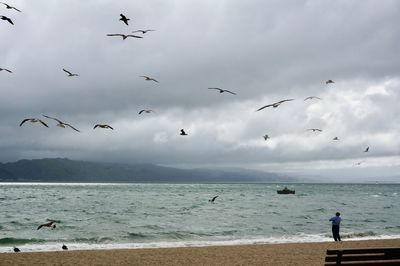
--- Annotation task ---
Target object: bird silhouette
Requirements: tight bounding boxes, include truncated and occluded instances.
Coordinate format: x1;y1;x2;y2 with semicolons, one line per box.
180;129;188;136
94;124;114;130
1;2;21;12
62;244;68;250
37;220;57;230
364;146;369;152
132;29;155;34
0;67;12;73
139;109;154;114
107;34;143;40
119;14;130;25
256;99;294;111
304;96;322;101
325;80;335;84
209;196;218;203
333;137;339;141
140;76;159;83
63;68;79;77
42;115;80;132
20;118;49;128
263;134;270;141
0;15;13;25
307;128;322;132
13;247;20;252
208;88;237;95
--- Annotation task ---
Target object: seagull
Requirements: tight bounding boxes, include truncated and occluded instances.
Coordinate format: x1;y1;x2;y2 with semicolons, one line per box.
263;134;270;141
304;96;322;101
37;220;57;230
364;146;369;153
140;75;159;83
307;128;323;132
139;109;154;114
325;80;335;84
132;29;155;34
20;118;49;128
107;34;143;40
42;115;80;132
0;67;12;73
94;124;114;130
333;137;339;141
180;129;188;136
62;244;68;250
256;99;294;111
0;15;13;25
119;14;130;25
13;247;20;252
1;2;21;12
209;196;218;203
63;68;79;77
208;88;237;95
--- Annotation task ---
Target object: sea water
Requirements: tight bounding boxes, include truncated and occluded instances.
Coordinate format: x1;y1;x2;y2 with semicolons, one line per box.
0;183;399;252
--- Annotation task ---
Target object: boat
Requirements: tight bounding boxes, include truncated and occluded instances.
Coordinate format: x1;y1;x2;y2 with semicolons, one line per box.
277;187;295;194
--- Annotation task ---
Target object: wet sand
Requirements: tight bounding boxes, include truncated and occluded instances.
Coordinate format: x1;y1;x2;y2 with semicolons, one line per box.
1;239;399;266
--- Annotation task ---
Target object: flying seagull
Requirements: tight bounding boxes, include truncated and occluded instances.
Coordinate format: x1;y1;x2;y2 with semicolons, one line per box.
180;129;188;136
0;15;13;25
63;68;79;77
208;88;237;95
42;115;80;132
0;67;12;73
20;118;49;128
139;109;154;114
263;134;270;141
140;75;159;83
304;96;322;101
107;33;143;40
307;128;322;132
1;2;21;12
209;196;218;203
119;14;130;25
37;220;57;230
13;247;20;253
364;146;369;153
256;99;294;111
132;29;155;34
333;137;339;141
94;124;114;130
62;244;68;250
325;80;335;84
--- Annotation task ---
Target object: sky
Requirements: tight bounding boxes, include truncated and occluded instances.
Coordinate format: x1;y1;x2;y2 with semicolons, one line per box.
1;0;399;180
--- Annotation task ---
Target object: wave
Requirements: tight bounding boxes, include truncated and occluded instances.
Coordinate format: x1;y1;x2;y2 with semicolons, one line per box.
0;237;46;245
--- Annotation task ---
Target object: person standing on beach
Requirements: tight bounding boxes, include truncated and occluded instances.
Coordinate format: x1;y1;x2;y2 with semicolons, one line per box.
329;212;342;242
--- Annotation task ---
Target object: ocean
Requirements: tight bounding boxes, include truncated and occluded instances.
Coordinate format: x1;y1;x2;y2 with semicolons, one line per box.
0;183;399;253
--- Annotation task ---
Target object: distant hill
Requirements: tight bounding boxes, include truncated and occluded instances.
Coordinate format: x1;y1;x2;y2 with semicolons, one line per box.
0;158;295;183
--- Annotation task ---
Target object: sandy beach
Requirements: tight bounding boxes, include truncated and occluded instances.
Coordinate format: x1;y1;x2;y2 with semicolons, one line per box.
1;239;399;266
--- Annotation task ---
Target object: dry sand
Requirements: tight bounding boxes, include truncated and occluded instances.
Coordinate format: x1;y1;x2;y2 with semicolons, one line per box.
1;239;399;266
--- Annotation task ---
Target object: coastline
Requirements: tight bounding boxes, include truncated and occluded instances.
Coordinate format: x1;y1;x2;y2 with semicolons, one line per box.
1;239;399;266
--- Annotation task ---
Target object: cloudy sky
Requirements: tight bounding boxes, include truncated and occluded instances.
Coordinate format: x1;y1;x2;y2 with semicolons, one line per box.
1;0;399;179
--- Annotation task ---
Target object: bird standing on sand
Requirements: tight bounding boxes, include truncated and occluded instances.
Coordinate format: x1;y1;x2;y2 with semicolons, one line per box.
209;196;218;203
119;14;130;25
20;118;49;128
0;67;12;73
326;80;335;84
132;29;155;34
62;244;68;250
37;220;57;230
94;124;114;130
307;128;322;132
140;76;159;83
13;247;20;252
180;129;188;136
107;34;143;40
208;88;237;95
364;146;369;153
0;15;13;25
42;115;80;132
256;99;294;111
304;96;322;101
1;2;21;12
63;68;79;77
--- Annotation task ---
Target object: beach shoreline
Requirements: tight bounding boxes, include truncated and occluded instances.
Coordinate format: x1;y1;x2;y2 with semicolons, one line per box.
1;239;399;266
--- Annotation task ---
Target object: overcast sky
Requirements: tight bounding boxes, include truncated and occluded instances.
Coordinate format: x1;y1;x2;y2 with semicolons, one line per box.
1;0;399;179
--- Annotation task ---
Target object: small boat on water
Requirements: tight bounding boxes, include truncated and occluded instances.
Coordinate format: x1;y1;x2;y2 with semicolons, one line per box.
277;187;295;194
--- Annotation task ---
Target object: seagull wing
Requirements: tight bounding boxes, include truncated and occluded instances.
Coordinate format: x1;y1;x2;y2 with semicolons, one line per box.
107;125;114;130
65;123;80;132
19;119;30;126
126;35;143;39
278;99;294;104
256;104;274;111
139;110;145;114
223;89;236;95
107;34;123;37
39;120;49;127
63;69;72;75
43;115;63;124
